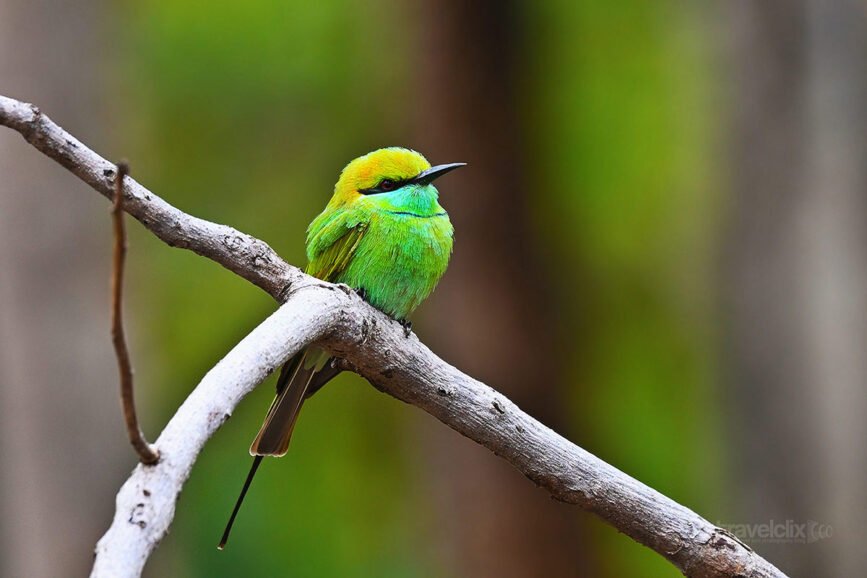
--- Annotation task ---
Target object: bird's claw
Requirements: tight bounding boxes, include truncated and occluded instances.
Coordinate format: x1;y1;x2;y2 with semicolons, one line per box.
398;318;412;338
355;287;368;302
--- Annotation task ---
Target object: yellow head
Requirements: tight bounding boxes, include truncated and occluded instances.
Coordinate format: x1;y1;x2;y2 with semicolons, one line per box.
335;148;429;200
329;148;465;210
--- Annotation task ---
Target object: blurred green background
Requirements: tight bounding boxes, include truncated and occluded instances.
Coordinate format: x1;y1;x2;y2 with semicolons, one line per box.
128;1;719;575
2;1;864;577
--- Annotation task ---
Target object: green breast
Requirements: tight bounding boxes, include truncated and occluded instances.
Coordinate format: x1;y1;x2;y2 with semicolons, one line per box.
337;211;453;320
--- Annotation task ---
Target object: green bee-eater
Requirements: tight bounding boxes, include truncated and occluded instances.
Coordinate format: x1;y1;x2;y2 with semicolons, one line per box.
219;147;464;548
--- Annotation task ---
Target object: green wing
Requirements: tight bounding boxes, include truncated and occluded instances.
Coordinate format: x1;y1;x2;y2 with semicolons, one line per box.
306;222;367;282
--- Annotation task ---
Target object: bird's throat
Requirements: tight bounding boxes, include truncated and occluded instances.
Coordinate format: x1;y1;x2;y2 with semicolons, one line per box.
366;183;444;218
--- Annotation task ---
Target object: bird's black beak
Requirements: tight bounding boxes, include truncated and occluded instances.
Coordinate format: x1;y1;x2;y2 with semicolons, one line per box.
411;162;466;186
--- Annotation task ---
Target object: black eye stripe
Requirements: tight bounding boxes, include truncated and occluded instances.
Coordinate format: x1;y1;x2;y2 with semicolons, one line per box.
359;177;411;195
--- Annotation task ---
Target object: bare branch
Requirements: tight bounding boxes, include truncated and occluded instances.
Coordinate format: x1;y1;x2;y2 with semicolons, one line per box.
0;95;301;300
110;161;159;465
91;290;334;576
0;94;789;578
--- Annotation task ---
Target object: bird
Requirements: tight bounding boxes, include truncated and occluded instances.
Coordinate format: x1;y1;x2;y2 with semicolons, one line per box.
218;147;464;549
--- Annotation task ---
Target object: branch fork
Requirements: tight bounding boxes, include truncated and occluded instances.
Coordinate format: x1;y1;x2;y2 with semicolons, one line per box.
0;94;789;578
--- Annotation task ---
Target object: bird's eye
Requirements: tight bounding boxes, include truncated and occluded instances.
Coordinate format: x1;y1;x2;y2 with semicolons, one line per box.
379;179;396;191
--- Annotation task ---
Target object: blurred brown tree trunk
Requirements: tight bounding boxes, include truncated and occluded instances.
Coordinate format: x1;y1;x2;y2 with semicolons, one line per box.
409;1;594;576
0;1;129;576
726;1;867;576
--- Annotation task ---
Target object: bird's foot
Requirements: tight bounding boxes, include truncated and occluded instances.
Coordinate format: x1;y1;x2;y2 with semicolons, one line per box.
398;318;412;338
355;287;368;302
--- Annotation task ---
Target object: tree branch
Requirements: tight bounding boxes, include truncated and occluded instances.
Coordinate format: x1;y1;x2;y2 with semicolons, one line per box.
0;94;789;578
0;95;300;300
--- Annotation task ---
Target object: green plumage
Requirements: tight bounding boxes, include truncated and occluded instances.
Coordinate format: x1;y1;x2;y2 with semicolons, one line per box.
306;182;454;320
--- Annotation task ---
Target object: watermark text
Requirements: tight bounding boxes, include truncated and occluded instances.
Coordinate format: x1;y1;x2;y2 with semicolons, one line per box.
716;519;832;544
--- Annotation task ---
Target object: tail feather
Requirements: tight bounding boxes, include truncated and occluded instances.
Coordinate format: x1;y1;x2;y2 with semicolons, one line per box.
249;349;319;457
217;455;262;550
218;348;341;549
305;358;341;399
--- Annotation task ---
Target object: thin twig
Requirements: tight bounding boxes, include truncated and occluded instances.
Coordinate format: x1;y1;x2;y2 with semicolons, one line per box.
111;161;159;465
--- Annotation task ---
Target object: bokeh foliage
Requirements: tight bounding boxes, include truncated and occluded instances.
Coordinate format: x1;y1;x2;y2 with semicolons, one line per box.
122;1;723;576
528;2;725;574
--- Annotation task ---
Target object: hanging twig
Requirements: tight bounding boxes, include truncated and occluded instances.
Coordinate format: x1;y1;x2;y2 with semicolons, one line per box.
111;161;159;465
